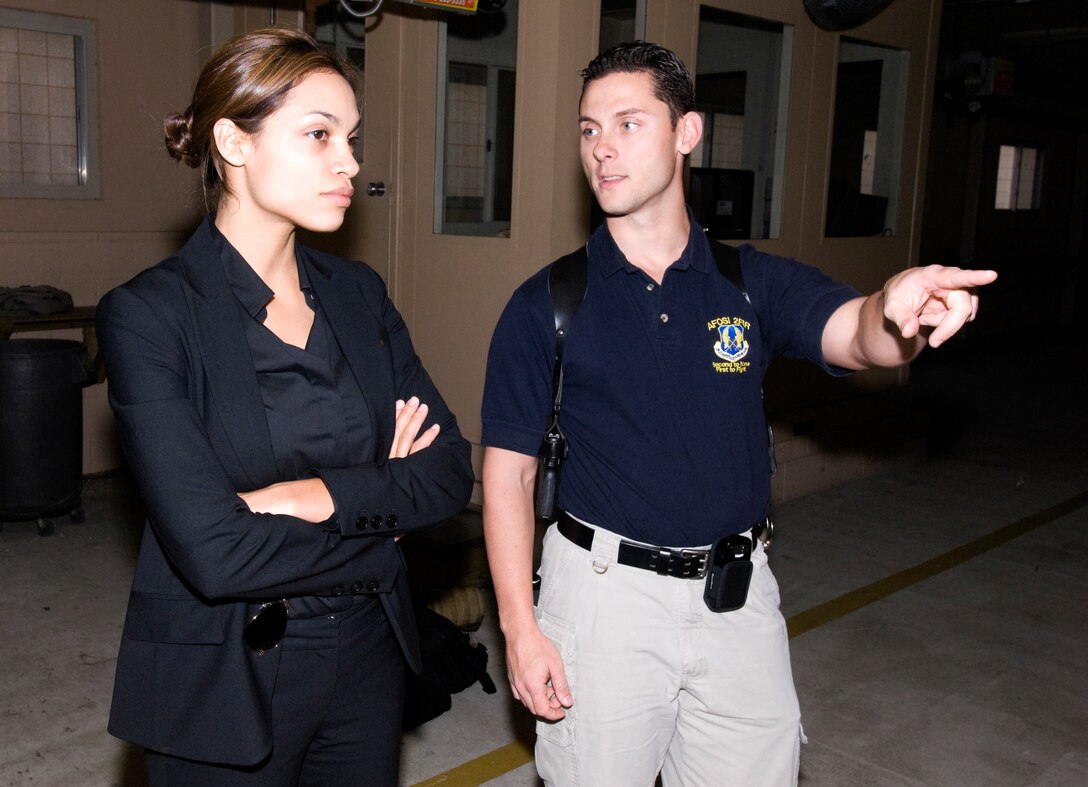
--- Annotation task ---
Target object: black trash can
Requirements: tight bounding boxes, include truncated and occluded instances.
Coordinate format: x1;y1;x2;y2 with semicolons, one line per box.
0;339;93;535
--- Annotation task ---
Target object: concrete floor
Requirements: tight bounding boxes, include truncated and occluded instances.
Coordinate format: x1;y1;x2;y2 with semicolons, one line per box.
1;332;1086;787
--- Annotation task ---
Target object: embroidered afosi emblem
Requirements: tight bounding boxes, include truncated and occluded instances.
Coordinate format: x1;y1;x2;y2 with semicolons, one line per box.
707;315;752;373
714;323;749;362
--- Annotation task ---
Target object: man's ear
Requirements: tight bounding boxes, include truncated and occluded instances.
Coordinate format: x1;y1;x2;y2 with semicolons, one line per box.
212;118;248;168
676;110;703;156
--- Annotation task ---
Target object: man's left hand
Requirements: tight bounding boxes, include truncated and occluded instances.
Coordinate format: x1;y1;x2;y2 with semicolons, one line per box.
883;265;997;348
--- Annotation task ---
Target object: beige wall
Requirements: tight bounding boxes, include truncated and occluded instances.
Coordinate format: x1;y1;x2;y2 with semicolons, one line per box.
389;0;598;497
1;0;221;473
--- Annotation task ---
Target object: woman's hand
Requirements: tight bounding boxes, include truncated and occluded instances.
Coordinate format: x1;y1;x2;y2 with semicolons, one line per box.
389;396;440;459
238;397;439;526
238;400;437;529
239;477;335;523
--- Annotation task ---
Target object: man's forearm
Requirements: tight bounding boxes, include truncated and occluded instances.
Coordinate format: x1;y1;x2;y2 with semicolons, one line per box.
823;293;927;371
482;448;540;638
855;290;928;368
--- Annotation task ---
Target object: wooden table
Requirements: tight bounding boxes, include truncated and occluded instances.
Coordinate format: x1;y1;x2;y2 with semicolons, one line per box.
0;306;103;383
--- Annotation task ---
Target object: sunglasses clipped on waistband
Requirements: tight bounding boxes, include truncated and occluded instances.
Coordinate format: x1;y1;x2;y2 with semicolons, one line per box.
244;599;288;654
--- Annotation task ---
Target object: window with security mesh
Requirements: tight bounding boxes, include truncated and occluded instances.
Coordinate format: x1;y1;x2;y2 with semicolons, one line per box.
0;8;97;198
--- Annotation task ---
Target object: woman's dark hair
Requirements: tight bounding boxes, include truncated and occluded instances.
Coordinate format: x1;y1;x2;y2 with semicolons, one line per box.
164;27;356;209
580;41;696;128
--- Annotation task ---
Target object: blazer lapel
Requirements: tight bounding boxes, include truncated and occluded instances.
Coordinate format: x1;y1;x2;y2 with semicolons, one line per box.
177;220;279;488
302;250;394;455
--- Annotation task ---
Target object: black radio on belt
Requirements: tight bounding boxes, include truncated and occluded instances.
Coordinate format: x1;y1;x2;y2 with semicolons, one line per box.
703;535;753;612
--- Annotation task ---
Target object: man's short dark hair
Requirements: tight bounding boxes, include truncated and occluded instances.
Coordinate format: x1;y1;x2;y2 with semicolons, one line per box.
580;41;696;128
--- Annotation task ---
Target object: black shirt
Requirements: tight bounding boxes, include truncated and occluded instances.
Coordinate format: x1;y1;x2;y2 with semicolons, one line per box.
216;224;375;616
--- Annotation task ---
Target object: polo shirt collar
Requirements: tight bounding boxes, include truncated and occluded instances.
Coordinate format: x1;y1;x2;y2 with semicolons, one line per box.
590;206;712;278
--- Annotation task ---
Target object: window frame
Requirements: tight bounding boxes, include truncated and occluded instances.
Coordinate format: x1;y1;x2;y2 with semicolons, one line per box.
690;5;794;241
994;143;1043;212
0;7;99;200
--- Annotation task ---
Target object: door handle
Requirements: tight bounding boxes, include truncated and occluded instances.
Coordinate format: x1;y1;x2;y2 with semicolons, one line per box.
365;182;387;197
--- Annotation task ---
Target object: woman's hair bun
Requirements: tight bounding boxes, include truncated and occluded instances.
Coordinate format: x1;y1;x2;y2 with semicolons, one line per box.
164;107;201;168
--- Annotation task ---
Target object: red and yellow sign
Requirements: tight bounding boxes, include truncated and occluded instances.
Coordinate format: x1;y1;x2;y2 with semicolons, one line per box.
410;0;479;12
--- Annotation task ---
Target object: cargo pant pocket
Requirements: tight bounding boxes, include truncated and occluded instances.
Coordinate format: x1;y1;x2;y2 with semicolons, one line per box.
534;608;576;749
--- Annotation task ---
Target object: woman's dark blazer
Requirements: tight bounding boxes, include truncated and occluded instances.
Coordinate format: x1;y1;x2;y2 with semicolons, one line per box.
97;218;474;766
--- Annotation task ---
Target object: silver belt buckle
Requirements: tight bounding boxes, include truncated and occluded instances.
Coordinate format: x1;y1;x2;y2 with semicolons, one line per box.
656;548;707;579
681;548;709;579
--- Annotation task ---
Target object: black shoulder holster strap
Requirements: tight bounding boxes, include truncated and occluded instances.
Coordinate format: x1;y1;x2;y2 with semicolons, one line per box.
530;247;587;520
546;246;589;415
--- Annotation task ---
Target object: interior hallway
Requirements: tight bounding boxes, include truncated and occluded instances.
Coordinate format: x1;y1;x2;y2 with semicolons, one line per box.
1;329;1086;786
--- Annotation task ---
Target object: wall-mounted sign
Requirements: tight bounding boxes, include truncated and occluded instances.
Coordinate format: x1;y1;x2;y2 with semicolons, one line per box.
409;0;479;13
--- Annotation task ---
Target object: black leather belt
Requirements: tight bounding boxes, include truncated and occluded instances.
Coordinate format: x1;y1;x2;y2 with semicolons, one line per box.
556;511;770;580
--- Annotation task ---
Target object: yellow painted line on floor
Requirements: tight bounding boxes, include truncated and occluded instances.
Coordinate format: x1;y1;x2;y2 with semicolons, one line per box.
786;489;1088;638
412;489;1088;786
411;740;534;786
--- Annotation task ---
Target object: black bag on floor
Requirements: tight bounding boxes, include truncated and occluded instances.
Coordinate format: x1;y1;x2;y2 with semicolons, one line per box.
403;605;497;730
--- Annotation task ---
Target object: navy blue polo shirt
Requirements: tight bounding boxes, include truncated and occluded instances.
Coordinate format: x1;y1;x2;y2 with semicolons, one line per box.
481;217;859;547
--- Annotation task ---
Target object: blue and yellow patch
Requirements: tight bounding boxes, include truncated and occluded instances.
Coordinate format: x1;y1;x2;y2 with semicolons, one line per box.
707;315;751;373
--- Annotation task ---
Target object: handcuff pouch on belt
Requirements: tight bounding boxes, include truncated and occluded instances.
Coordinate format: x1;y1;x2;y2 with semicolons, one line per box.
703;534;753;612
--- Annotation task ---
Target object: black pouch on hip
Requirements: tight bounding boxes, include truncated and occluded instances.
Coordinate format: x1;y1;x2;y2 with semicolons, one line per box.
703;535;753;612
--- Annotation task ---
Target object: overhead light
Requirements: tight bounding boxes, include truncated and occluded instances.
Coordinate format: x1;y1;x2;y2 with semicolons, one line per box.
803;0;896;31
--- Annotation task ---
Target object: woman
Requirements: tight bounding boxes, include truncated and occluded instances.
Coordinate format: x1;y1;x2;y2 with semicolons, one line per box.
97;28;473;785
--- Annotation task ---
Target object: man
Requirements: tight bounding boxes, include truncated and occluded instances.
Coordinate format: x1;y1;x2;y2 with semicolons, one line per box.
481;42;995;786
